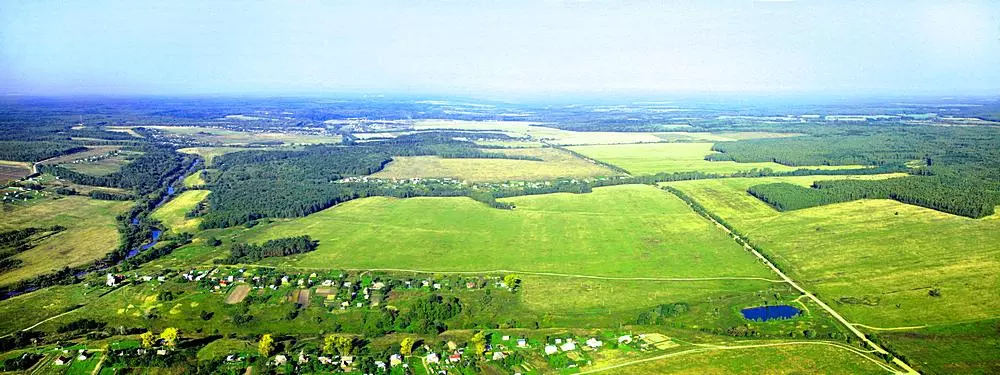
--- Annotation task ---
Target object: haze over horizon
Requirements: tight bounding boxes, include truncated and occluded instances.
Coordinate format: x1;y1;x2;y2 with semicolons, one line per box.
2;0;999;97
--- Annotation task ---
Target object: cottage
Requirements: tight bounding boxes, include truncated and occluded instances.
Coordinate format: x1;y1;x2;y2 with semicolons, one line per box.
448;353;461;363
492;351;507;361
372;281;385;290
560;342;576;352
274;354;288;365
517;339;527;348
156;349;168;356
341;356;354;366
318;356;334;365
54;356;69;366
426;353;440;363
544;345;558;355
375;361;387;370
502;335;510;341
390;354;403;366
585;338;603;349
77;352;88;361
618;335;633;344
298;351;309;363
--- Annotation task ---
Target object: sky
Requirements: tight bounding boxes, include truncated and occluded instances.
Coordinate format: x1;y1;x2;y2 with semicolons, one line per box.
1;0;999;96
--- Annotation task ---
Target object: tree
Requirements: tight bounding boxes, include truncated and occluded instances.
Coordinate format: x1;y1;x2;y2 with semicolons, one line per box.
503;274;520;291
323;335;355;356
159;327;178;348
469;331;487;357
139;331;155;349
400;337;415;356
258;334;275;357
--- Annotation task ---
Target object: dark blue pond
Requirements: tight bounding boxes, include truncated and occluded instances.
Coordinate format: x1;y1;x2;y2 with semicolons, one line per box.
741;305;801;321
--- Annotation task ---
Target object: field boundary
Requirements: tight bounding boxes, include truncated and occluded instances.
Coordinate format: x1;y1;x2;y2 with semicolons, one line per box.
230;265;786;283
661;186;918;374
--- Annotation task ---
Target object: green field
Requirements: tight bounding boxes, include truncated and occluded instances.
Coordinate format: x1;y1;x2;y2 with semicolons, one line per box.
664;175;1000;373
372;147;620;182
569;143;867;175
151;190;210;233
183;171;205;187
0;196;131;286
614;343;893;374
238;184;770;279
177;147;254;165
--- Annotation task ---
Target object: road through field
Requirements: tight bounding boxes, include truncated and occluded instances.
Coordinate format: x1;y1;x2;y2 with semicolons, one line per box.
663;188;917;374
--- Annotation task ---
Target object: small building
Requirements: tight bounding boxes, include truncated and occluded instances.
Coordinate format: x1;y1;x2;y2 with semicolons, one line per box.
447;341;458;350
618;335;633;344
517;339;527;348
492;351;507;361
426;353;440;364
274;354;288;365
341;356;354;366
53;356;69;366
318;356;334;365
501;335;510;341
544;345;558;355
390;354;403;367
448;353;461;363
560;342;576;352
585;338;603;349
156;349;168;356
375;361;387;370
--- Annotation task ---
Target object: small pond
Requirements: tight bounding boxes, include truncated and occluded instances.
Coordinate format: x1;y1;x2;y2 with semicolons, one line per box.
741;305;801;321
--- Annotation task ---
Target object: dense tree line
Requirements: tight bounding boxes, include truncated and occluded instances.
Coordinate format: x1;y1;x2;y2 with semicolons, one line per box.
218;236;318;264
88;190;135;201
749;176;998;218
0;141;86;162
40;146;190;194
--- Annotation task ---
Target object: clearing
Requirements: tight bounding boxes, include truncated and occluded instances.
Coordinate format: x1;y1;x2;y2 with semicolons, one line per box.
150;190;210;233
139;126;341;146
177;147;255;165
371;148;620;182
238;184;771;279
0;160;31;183
0;196;131;286
568;143;867;175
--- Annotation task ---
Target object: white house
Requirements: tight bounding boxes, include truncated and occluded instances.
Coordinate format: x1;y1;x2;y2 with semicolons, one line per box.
517;339;527;348
426;353;440;363
618;335;633;344
560;342;576;352
390;354;403;366
585;338;603;349
274;354;288;365
544;345;558;355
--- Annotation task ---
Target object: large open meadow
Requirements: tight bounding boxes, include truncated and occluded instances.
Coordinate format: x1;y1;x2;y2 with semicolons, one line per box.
568;143;866;175
150;190;210;233
664;175;1000;373
0;196;131;286
124;126;342;146
0;160;31;183
238;184;771;279
177;146;256;165
371;147;620;182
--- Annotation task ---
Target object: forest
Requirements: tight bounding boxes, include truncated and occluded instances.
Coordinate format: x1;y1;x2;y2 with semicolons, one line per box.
748;176;999;218
219;235;318;264
39;146;191;194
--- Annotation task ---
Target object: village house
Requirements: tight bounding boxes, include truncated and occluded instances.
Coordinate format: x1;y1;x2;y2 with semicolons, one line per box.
517;339;527;348
585;338;603;349
560;341;576;352
53;356;69;366
389;354;403;366
274;354;288;365
544;345;558;355
426;353;440;364
448;353;461;363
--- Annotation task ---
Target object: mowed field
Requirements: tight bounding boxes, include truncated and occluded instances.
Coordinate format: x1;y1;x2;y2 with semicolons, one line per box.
183;171;205;187
239;184;771;279
177;147;254;165
569;143;866;175
0;160;31;183
0;196;131;286
371;148;620;182
151;190;210;233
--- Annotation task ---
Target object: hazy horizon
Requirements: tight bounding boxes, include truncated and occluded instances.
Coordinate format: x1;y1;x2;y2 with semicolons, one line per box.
2;0;999;97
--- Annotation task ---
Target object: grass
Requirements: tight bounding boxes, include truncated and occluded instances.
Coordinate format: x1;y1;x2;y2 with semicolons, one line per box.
0;284;98;335
371;148;620;182
876;318;1000;374
141;126;341;146
664;175;1000;373
39;146;122;164
238;184;770;279
196;338;253;361
151;190;210;233
611;343;891;374
568;143;867;175
0;196;131;286
183;171;205;187
177;147;255;165
0;160;31;183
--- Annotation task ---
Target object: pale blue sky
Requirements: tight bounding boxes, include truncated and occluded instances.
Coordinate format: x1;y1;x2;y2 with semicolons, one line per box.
1;0;998;96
